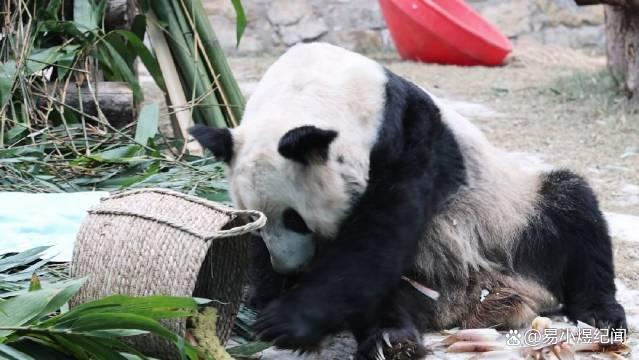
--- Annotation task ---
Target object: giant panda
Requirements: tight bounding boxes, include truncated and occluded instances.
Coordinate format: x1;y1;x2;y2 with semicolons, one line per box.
190;43;626;359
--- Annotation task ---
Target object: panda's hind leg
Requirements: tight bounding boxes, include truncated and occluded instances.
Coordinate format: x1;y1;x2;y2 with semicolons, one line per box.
514;170;626;330
462;273;558;330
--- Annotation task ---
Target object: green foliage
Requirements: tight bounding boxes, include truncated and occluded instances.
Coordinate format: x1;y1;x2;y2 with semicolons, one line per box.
0;248;212;360
0;246;67;296
0;1;229;200
0;1;252;357
230;0;247;47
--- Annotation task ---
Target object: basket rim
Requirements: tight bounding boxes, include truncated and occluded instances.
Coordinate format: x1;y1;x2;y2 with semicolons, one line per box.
100;188;266;239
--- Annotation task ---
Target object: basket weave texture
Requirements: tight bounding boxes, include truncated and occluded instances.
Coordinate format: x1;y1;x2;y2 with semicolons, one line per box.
71;188;265;357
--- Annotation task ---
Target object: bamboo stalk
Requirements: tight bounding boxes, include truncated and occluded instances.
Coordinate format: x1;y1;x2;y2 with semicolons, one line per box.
178;0;235;127
181;0;246;124
151;0;226;128
168;0;226;128
146;10;193;141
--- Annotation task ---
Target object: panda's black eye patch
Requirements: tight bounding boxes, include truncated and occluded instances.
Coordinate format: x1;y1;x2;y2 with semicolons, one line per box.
282;208;311;234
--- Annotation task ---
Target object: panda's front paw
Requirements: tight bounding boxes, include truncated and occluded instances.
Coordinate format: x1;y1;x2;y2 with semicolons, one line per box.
253;295;328;351
567;301;627;331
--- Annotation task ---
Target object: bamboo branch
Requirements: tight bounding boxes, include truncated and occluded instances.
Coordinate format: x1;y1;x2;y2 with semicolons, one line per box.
151;0;226;128
181;0;246;124
146;10;200;154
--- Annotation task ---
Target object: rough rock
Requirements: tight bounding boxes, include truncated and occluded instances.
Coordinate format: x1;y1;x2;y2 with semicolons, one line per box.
266;0;313;26
279;17;329;45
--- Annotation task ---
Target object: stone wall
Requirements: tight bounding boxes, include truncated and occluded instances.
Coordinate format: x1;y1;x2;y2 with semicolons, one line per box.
205;0;606;55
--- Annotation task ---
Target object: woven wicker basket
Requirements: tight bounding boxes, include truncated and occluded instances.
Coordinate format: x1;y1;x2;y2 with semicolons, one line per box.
71;188;265;358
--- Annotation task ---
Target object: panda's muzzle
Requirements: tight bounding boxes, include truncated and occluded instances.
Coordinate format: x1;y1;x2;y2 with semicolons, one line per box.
263;230;316;274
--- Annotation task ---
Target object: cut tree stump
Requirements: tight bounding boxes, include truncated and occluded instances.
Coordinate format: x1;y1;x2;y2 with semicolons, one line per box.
605;6;639;105
60;0;140;127
577;0;639;106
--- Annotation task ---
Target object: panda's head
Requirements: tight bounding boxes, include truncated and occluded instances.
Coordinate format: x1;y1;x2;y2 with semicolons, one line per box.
190;43;388;273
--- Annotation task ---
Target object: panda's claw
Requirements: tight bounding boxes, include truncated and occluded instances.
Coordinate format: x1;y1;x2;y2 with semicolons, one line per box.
356;328;428;360
376;341;386;360
383;332;392;347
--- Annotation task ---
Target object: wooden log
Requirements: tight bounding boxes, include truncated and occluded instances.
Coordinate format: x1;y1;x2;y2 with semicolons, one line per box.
38;82;136;128
104;0;137;31
64;0;136;30
575;0;639;106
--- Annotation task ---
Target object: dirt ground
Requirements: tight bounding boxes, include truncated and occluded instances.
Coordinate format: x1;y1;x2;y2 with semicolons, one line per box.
145;41;639;359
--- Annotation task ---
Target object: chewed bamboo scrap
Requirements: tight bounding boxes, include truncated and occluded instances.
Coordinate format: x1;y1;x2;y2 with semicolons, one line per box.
439;316;630;359
401;276;440;300
441;328;502;345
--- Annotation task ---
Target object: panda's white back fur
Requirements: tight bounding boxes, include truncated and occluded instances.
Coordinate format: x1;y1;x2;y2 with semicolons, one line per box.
231;42;540;278
418;93;541;278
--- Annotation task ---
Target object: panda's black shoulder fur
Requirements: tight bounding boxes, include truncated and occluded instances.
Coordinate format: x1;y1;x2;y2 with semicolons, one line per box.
371;70;466;211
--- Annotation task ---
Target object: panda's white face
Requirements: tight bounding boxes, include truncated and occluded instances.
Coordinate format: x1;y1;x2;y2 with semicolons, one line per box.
228;149;354;273
223;43;388;273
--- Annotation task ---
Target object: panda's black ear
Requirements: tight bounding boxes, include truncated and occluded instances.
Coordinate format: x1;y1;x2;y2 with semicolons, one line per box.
188;125;234;163
278;126;338;165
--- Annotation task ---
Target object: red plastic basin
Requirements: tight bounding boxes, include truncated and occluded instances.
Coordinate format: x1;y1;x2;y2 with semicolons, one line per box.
379;0;512;66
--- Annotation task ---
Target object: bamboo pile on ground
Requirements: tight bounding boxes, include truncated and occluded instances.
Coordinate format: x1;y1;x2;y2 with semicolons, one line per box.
0;0;234;200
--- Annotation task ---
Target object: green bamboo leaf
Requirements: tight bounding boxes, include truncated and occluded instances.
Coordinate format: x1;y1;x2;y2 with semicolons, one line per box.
85;329;149;338
0;344;35;360
74;0;103;32
63;313;177;341
98;41;143;103
7;339;72;360
112;30;166;91
16;257;52;278
45;0;64;16
227;341;272;357
230;0;247;46
56;334;130;360
0;247;51;273
134;103;159;145
75;145;144;165
34;278;87;320
130;15;147;41
39;20;87;41
94;0;108;28
25;46;59;75
48;333;91;359
105;32;135;68
88;337;152;360
0;60;17;110
0;289;61;337
51;295;199;328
